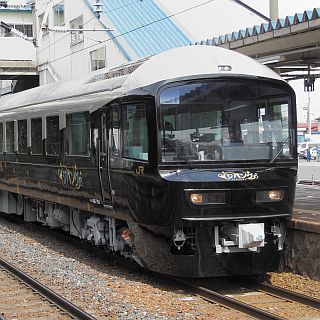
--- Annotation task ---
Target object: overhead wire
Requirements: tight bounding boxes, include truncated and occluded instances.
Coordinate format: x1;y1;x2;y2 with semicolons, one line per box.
1;0;216;82
1;0;142;80
42;0;216;66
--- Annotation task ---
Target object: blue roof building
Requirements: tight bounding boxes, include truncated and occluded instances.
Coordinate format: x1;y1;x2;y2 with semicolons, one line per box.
99;0;191;59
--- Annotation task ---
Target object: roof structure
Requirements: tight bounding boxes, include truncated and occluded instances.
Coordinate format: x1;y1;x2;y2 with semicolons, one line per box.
196;7;320;47
195;7;320;82
99;0;191;59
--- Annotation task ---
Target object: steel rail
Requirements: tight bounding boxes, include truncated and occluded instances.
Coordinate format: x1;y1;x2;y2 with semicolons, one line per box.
0;257;96;320
170;277;286;320
251;281;320;310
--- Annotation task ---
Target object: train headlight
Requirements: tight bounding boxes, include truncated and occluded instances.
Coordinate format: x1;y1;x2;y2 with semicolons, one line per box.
256;190;284;203
190;193;204;204
188;191;226;205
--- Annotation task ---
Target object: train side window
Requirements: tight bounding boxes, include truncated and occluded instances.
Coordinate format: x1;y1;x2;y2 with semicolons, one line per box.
0;123;3;154
6;121;14;154
111;106;120;155
31;118;43;155
65;111;90;156
18;119;28;154
122;103;148;161
46;116;60;155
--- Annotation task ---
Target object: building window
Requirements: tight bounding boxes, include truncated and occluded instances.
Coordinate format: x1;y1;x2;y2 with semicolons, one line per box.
0;23;32;37
53;2;65;26
90;47;106;71
31;118;43;155
70;15;83;46
18;119;28;154
46;116;60;155
122;103;148;161
6;121;14;154
15;25;33;37
65;112;90;156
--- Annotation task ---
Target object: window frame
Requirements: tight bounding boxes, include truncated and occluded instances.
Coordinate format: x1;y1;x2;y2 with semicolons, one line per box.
17;119;28;154
31;117;43;155
46;115;60;156
157;79;295;164
14;24;33;37
90;47;106;71
64;111;90;157
53;2;65;26
111;105;120;156
5;120;15;154
122;102;149;161
70;15;84;46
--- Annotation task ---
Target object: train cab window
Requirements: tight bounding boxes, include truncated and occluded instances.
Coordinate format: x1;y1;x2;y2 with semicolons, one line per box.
160;81;293;162
31;118;43;155
46;116;60;155
65;112;90;156
0;123;3;154
6;121;14;154
18;119;27;154
122;103;148;161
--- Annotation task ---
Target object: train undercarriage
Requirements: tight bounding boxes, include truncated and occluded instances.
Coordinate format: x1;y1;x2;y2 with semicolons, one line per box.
0;189;287;277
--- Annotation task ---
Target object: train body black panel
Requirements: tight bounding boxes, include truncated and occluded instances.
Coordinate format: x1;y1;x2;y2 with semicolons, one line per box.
0;46;297;277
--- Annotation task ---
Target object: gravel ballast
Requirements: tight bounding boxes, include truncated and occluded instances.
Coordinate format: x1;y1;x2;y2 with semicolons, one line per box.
0;216;319;319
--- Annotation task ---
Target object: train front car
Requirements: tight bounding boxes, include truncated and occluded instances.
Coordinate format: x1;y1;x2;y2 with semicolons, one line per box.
127;46;297;277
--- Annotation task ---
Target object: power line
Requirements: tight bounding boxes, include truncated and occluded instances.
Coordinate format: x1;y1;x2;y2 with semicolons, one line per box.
232;0;270;22
47;0;216;66
2;0;216;81
1;0;142;81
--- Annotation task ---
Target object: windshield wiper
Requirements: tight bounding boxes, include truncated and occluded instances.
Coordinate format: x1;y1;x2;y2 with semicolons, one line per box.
269;136;290;164
176;142;195;167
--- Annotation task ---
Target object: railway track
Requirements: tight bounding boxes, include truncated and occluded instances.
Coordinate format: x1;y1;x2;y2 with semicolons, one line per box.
171;277;320;320
1;213;319;320
0;257;96;320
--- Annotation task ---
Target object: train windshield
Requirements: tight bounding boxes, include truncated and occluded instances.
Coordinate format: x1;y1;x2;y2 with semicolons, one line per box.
159;79;294;163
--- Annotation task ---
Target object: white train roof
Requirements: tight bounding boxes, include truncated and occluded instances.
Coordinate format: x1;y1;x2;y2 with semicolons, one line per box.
0;45;284;119
126;45;283;88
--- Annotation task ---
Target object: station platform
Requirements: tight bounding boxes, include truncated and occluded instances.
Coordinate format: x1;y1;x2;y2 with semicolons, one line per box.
282;184;320;280
290;184;320;233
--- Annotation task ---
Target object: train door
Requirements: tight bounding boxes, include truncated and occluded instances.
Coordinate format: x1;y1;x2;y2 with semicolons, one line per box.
99;107;113;206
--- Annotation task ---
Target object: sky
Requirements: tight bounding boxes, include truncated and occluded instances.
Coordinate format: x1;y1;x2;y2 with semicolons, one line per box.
158;0;320;122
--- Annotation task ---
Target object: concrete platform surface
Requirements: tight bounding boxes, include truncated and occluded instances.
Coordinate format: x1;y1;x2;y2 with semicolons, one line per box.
290;184;320;234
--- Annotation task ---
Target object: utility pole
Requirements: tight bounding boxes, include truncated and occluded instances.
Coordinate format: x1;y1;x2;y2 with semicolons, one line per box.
308;92;312;137
269;0;278;20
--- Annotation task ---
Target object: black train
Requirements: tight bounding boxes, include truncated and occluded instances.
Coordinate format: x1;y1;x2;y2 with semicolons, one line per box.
0;46;297;277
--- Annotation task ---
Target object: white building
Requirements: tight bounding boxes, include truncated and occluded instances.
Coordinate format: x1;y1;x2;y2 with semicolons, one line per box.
33;0;191;85
0;1;35;95
0;0;280;89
